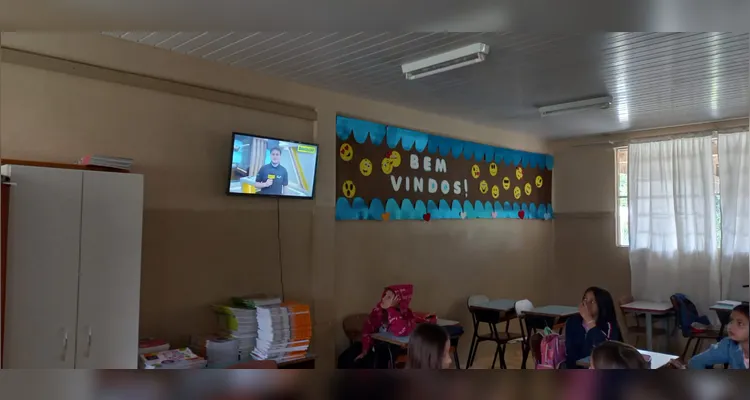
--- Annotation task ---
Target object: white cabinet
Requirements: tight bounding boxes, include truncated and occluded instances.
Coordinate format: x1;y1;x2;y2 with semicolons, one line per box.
1;165;143;369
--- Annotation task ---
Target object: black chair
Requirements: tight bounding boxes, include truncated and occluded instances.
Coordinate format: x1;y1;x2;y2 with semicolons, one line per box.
669;295;720;361
466;299;523;369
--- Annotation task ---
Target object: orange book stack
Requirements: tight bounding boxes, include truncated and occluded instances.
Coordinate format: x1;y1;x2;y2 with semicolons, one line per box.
251;302;311;362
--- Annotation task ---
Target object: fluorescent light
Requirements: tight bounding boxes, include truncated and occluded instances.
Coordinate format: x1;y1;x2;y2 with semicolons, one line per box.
538;96;612;117
401;43;489;80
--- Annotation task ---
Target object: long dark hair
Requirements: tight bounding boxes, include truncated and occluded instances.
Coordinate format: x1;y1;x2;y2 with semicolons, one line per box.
591;341;648;369
584;287;620;335
406;324;449;369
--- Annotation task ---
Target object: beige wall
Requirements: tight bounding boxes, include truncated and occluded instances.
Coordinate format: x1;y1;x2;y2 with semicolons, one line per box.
0;33;553;367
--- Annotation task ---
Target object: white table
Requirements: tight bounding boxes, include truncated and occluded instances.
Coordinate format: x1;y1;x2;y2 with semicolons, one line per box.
577;349;677;369
470;299;517;313
620;301;673;351
437;318;460;326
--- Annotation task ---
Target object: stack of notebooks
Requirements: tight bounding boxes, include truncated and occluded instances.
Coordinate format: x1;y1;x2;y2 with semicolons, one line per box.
78;155;134;171
252;302;312;363
213;305;259;359
231;295;283;309
139;348;207;369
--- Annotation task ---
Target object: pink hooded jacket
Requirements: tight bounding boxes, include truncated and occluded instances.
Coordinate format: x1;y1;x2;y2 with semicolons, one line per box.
360;284;419;354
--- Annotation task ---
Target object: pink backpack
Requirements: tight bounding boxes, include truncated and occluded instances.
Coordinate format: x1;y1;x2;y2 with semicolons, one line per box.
537;332;566;369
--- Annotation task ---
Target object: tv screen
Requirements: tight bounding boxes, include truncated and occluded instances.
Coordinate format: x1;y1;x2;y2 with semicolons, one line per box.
227;133;319;198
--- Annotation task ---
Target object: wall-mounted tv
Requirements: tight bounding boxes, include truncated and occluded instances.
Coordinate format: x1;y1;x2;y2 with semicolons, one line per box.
227;133;319;199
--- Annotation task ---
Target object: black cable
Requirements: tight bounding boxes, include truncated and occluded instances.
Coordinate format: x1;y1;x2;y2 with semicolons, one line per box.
277;197;285;300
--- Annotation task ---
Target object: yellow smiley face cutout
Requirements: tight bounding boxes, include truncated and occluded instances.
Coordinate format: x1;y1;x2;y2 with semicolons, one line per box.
513;186;521;199
471;164;480;179
388;151;401;167
489;162;498;177
491;185;500;199
502;177;511;190
339;143;354;161
515;166;523;180
479;180;488;194
342;180;356;198
359;158;373;176
535;175;543;188
381;158;394;174
524;182;532;196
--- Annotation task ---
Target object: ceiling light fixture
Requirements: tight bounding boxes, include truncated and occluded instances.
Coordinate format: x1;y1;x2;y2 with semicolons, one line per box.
401;43;490;80
538;96;613;117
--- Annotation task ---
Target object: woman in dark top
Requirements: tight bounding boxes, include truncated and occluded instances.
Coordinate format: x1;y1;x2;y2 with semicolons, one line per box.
564;286;622;369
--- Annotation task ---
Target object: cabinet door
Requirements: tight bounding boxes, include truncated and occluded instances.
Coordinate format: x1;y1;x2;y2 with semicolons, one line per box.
76;171;143;369
3;166;82;368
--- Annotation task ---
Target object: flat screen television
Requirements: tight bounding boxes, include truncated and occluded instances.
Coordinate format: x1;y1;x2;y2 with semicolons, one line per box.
227;133;319;199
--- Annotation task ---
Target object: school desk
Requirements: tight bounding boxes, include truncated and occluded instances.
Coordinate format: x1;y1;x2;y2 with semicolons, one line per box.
576;349;677;369
370;323;464;369
620;301;673;351
520;305;578;368
467;299;522;369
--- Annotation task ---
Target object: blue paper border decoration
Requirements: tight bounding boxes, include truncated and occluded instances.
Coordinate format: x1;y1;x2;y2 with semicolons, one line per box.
336;116;554;170
336;198;555;221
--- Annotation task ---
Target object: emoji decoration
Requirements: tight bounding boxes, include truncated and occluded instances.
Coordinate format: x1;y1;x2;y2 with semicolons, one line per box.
359;158;373;176
335;116;553;221
479;180;489;194
502;176;511;190
340;143;354;161
471;164;480;179
342;180;356;199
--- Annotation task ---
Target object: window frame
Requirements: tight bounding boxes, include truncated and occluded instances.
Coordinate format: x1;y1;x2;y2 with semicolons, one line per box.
615;138;721;248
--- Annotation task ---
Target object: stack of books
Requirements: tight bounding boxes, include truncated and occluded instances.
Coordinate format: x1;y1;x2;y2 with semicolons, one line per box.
252;302;312;363
231;295;283;309
139;348;207;369
214;305;260;359
78;155;133;171
138;338;169;355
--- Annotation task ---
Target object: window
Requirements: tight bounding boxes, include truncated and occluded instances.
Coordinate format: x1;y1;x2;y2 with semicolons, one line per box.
616;140;721;247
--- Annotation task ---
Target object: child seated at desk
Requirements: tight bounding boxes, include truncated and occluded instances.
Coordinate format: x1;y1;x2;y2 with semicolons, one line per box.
564;287;622;369
406;323;452;369
688;304;749;369
590;341;648;369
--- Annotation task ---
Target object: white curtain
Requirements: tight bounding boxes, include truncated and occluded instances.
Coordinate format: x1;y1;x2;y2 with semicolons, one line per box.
718;131;750;302
628;136;720;316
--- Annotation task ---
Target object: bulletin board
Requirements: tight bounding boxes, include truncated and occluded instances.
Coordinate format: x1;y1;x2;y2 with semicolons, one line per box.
335;116;554;221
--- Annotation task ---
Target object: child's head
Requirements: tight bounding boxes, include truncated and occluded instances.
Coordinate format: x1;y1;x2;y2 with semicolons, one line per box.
406;323;451;369
582;286;617;323
727;304;749;343
590;341;648;369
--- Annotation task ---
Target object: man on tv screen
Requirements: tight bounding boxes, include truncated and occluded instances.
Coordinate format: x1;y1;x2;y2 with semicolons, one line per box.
253;146;289;195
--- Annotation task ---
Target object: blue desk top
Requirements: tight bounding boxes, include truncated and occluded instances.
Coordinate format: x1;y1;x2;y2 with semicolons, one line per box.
527;305;578;317
472;299;517;311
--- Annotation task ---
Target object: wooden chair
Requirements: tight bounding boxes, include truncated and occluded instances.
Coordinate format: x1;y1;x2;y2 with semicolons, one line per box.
342;313;369;345
669;295;720;360
618;295;668;348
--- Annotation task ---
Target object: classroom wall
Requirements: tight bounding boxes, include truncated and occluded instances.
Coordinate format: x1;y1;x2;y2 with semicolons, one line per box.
0;33;551;367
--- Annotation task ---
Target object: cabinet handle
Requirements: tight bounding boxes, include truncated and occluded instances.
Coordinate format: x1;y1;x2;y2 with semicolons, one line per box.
86;326;93;358
61;330;68;362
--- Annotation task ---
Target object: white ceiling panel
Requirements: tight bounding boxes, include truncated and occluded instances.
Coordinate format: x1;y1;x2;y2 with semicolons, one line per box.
106;32;749;138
